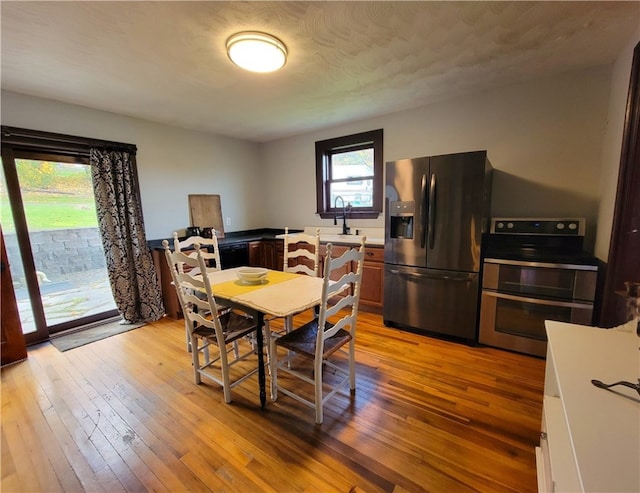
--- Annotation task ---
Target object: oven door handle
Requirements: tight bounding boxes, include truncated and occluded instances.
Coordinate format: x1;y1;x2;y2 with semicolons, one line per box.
483;257;598;271
482;290;593;309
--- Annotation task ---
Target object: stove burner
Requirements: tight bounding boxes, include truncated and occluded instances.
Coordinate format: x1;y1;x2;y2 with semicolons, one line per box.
485;217;599;267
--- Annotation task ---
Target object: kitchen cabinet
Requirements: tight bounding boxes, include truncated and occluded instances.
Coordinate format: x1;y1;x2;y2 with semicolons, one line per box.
319;243;383;313
151;248;182;319
249;240;278;270
360;247;384;312
537;321;639;493
275;240;284;272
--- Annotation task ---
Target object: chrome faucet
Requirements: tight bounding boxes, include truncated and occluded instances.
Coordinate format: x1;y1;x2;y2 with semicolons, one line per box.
333;195;351;235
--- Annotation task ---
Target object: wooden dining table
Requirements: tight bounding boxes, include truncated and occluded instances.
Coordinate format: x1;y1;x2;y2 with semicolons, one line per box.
205;266;325;408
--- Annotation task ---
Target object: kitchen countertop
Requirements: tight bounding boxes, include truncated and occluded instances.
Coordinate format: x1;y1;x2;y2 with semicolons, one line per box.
277;227;385;246
148;227;385;249
148;228;295;249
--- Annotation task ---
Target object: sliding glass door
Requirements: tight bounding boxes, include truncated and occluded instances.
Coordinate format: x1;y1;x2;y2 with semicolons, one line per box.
1;150;118;343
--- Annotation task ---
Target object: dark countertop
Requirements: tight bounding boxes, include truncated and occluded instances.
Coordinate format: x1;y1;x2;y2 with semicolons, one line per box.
148;228;303;250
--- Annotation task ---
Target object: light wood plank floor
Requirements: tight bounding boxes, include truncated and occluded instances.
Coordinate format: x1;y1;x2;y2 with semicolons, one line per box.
1;312;545;493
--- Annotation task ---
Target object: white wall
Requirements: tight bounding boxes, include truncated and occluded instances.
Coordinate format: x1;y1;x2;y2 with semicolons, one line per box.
262;65;612;251
594;30;640;261
0;90;264;240
2;61;621;254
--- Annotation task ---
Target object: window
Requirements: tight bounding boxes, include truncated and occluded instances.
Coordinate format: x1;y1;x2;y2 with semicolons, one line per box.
315;129;383;219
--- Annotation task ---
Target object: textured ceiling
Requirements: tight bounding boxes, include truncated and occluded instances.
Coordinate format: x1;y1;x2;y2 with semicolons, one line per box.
2;1;639;143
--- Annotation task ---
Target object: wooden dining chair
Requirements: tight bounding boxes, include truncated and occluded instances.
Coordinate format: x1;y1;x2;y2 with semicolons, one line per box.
264;227;321;365
173;230;222;274
269;237;366;424
172;231;228;351
163;241;259;403
283;227;320;277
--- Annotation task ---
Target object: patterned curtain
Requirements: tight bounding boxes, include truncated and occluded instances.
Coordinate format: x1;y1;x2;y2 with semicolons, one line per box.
90;148;164;323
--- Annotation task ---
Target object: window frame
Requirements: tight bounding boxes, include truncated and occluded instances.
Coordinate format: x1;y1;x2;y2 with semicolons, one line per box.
315;128;383;219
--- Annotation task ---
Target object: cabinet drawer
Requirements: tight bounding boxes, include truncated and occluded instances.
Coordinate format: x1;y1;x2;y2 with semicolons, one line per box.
363;246;384;262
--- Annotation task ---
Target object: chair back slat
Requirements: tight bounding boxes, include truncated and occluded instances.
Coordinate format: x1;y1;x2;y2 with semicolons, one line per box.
163;239;224;335
173;231;222;273
316;238;366;358
284;227;320;277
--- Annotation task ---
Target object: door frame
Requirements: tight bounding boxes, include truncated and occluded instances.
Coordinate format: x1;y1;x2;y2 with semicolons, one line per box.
600;41;640;326
1;225;28;366
1;126;137;344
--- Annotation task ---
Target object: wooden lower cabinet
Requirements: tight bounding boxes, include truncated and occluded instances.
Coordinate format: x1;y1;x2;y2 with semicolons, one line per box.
151;248;182;319
360;247;384;312
319;243;383;314
249;240;278;270
275;240;284;271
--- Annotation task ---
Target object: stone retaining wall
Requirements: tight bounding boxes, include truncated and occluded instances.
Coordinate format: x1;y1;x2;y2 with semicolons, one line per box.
4;227;107;282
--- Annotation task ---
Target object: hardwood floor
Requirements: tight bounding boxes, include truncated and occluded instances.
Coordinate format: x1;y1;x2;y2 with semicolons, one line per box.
1;312;545;492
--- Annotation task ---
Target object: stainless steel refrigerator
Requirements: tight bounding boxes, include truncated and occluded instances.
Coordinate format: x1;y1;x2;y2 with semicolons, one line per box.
383;150;493;341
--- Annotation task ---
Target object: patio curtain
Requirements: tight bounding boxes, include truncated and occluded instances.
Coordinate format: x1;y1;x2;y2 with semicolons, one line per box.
90;148;164;323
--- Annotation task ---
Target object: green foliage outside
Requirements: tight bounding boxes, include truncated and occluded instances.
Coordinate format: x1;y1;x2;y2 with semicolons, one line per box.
1;159;99;232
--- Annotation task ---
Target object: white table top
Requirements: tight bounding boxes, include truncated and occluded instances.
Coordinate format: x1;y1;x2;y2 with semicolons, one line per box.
545;320;640;493
207;267;324;318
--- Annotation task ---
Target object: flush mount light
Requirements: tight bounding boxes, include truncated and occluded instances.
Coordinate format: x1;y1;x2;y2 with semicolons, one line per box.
226;31;287;73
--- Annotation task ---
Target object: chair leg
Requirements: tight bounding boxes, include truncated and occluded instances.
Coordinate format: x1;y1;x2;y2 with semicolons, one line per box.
232;341;240;359
191;334;201;384
263;319;272;375
349;339;356;391
218;343;232;403
284;315;293;368
185;319;192;352
314;357;323;424
269;335;278;401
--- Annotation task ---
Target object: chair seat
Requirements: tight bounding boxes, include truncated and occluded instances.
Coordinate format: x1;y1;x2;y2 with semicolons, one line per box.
194;311;256;344
275;319;352;359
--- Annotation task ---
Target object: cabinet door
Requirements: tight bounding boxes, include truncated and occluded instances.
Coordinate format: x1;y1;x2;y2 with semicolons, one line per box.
248;241;262;267
152;249;182;319
249;240;277;269
320;244;352;297
262;240;277;270
359;247;384;311
275;240;284;271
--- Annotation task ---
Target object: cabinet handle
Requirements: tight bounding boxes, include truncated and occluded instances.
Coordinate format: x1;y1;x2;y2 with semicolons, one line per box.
366;251;374;257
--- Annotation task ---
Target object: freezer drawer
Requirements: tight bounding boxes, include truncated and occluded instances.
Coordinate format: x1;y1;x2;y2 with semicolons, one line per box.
383;264;480;341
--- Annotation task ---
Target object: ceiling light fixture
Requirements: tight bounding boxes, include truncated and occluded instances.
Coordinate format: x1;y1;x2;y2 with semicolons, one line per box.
226;31;287;73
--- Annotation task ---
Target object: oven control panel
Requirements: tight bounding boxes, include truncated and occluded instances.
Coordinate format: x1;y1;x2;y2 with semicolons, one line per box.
491;218;585;236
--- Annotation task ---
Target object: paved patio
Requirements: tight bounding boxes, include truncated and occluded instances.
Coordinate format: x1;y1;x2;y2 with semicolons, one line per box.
16;268;118;333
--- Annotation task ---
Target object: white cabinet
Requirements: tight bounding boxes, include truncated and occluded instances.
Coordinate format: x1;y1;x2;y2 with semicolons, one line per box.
537;320;639;492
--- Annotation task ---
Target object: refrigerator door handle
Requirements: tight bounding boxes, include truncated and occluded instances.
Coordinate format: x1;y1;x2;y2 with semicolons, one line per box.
428;174;436;249
388;268;472;282
420;174;427;248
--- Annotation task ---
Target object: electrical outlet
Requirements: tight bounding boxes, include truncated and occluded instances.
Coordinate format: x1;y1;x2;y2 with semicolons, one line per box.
226;217;231;226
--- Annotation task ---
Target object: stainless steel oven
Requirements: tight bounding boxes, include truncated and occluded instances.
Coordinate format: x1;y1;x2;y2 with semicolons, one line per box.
479;218;599;357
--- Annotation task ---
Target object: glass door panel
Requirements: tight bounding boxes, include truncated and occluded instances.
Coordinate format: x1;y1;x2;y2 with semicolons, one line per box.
1;156;118;339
